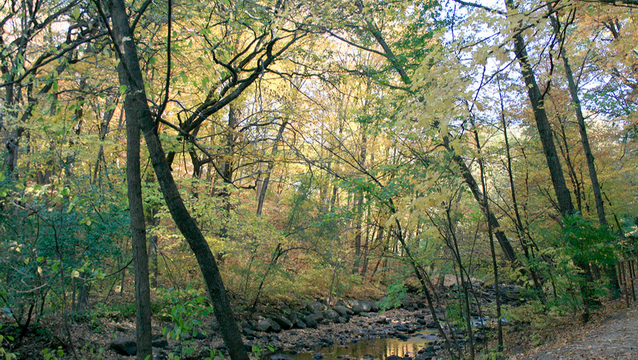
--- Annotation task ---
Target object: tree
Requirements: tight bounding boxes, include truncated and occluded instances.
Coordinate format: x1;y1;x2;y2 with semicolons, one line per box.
103;0;250;358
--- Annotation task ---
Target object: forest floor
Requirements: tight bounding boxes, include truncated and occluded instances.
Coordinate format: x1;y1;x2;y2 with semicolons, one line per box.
511;301;638;359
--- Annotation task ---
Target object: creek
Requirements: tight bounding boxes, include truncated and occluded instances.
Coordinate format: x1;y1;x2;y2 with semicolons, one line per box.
280;329;439;360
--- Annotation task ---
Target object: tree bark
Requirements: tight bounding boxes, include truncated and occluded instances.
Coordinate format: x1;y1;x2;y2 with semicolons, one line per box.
505;0;596;320
444;142;518;264
257;120;288;216
506;0;574;216
548;8;607;227
111;6;153;358
107;1;249;358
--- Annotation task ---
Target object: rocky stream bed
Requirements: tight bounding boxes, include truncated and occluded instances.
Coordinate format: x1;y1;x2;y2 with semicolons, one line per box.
107;286;524;360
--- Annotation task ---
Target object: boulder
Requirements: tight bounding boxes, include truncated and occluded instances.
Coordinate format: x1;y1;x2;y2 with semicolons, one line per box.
151;334;168;349
243;327;255;337
346;300;363;314
294;319;307;329
311;311;324;322
273;316;294;330
370;302;380;312
257;319;272;332
289;311;300;323
271;355;296;360
110;336;136;356
333;305;353;316
303;315;318;328
269;321;282;333
306;301;326;313
360;300;373;312
322;310;340;322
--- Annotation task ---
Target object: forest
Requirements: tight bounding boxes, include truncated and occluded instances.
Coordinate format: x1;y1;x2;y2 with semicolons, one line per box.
0;0;637;359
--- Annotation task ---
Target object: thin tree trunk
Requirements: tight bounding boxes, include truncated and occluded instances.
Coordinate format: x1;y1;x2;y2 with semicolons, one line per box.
257;120;288;216
555;117;584;214
107;1;249;358
548;7;607;227
118;39;152;360
368;25;519;265
444;141;518;264
473;121;503;354
497;79;545;299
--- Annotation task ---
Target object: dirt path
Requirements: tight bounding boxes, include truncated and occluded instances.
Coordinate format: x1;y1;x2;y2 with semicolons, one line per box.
513;306;638;359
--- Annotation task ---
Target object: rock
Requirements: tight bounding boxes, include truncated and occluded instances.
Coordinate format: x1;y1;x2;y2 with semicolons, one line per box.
333;306;353;316
152;347;167;360
289;311;300;323
322;310;340;322
110;336;136;356
294;319;307;329
270;354;296;360
321;337;334;346
346;300;363;314
306;301;326;313
270;321;282;333
360;300;373;312
257;319;272;332
313;353;324;360
152;334;168;349
312;311;324;322
415;345;437;360
425;320;437;328
370;302;380;312
273;316;293;330
387;356;402;360
303;315;318;328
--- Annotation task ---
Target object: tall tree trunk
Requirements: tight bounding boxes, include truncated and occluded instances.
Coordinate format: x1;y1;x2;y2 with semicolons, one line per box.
505;0;595;320
506;0;574;216
548;7;607;227
115;30;153;360
107;1;249;358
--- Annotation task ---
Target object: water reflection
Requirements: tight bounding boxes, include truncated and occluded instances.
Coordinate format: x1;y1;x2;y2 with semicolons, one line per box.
287;330;437;360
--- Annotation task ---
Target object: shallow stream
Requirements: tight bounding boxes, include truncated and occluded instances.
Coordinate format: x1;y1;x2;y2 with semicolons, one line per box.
284;329;438;360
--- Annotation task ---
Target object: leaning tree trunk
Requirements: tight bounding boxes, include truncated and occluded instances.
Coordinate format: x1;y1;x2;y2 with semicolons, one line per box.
505;0;596;320
548;7;607;227
107;1;249;358
444;142;518;264
368;25;520;264
506;0;574;216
